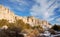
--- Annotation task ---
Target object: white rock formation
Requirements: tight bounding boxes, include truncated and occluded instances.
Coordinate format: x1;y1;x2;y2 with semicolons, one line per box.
0;5;52;28
0;5;15;23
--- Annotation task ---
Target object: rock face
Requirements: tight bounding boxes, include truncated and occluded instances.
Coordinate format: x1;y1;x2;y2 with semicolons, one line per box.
0;5;15;23
0;5;52;29
16;16;52;29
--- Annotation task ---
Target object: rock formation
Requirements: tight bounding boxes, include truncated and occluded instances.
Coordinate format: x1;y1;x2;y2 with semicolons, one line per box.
0;5;52;29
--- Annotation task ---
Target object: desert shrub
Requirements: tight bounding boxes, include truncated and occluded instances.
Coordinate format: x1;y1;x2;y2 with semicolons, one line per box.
0;19;9;27
51;24;60;31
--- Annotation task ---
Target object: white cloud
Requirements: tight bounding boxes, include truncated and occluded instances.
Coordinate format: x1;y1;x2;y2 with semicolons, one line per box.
10;0;22;2
9;0;29;12
56;18;60;22
10;0;29;6
55;18;60;25
30;0;58;21
48;15;60;21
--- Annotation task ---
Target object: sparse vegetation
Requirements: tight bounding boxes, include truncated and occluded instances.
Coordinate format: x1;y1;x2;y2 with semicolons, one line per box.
0;19;44;37
32;25;44;33
51;24;60;31
0;19;8;28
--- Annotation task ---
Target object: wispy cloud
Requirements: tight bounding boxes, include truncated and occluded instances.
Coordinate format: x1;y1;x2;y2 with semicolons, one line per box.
48;15;60;22
30;0;59;22
56;18;60;22
9;0;29;12
55;18;60;25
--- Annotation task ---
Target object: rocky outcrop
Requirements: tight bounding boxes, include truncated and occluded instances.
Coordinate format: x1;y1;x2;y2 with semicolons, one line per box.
0;5;52;29
15;16;52;28
0;5;15;23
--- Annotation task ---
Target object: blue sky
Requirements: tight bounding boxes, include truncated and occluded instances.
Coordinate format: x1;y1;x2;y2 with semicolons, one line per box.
0;0;60;25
